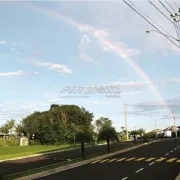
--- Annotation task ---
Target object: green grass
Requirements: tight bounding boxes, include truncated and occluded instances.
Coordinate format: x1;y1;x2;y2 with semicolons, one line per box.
0;144;80;160
1;143;144;180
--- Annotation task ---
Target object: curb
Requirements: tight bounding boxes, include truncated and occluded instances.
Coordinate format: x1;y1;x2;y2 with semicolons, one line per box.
175;174;180;180
15;140;160;180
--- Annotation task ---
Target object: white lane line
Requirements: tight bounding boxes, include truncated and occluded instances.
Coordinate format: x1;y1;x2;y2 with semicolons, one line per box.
149;162;155;166
121;177;128;180
135;168;144;174
165;153;169;156
175;148;177;150
170;150;173;153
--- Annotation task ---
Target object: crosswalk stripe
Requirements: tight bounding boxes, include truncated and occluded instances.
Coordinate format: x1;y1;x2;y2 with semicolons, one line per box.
90;160;101;164
99;159;109;163
156;158;166;162
117;158;127;162
145;158;156;162
135;157;146;161
166;158;178;162
126;157;136;161
108;158;118;162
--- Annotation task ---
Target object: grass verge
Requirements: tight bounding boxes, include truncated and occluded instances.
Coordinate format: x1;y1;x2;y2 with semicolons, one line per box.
0;144;80;160
1;143;143;180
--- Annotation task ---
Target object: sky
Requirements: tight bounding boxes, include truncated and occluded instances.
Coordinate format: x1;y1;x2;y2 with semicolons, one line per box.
1;0;180;132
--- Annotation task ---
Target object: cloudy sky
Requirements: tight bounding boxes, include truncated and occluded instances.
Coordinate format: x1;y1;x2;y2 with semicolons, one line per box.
1;0;180;131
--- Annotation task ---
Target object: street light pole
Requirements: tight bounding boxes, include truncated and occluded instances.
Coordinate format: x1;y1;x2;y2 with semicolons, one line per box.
124;103;129;141
146;30;180;42
172;111;177;138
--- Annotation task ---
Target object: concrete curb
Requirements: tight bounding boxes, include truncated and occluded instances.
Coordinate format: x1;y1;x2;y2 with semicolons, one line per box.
15;140;160;180
175;174;180;180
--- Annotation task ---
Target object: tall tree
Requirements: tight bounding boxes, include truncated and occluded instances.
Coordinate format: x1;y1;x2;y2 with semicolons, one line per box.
98;126;118;153
7;119;15;137
75;131;93;159
0;123;10;138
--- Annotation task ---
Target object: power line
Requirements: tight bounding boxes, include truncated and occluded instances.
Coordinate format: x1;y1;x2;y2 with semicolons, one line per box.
172;0;179;9
127;0;175;40
123;0;180;49
148;0;180;31
164;0;176;13
159;0;173;15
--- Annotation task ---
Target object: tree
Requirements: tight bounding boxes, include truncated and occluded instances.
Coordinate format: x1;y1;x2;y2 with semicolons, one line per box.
75;131;93;159
15;123;24;137
98;126;119;153
22;104;94;145
7;119;15;138
95;117;112;132
0;123;10;138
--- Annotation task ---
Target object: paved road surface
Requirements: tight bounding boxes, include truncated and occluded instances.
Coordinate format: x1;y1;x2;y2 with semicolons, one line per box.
0;141;135;177
37;139;180;180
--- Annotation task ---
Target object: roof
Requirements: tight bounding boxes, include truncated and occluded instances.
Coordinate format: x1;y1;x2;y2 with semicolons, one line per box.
163;126;178;131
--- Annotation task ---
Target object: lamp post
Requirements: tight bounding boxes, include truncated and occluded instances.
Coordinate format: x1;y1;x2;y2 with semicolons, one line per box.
146;30;180;42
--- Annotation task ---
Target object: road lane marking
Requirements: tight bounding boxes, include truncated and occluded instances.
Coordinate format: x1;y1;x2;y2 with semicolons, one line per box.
117;158;127;162
166;158;178;162
135;168;144;174
107;158;118;162
170;150;173;153
155;157;166;162
176;159;180;162
121;177;128;180
175;148;177;150
145;158;156;162
149;162;155;166
90;160;101;164
165;153;169;156
126;157;136;161
135;157;146;161
99;159;109;163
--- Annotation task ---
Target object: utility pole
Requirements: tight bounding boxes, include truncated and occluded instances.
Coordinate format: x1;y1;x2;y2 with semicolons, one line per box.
172;111;177;138
154;119;157;138
124;103;129;141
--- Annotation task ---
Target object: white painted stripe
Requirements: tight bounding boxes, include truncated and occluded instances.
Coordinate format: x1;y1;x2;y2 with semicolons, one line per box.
135;168;144;173
165;153;169;156
121;177;128;180
175;148;177;150
170;150;173;152
149;162;155;166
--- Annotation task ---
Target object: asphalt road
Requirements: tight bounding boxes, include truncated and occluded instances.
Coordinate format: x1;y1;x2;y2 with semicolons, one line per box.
37;139;180;180
0;141;135;178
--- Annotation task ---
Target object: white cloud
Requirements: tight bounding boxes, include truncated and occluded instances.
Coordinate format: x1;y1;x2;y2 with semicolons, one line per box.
0;71;39;77
33;50;44;56
78;35;94;63
0;53;6;56
15;52;20;55
0;41;8;44
10;48;17;51
164;78;180;84
29;59;72;74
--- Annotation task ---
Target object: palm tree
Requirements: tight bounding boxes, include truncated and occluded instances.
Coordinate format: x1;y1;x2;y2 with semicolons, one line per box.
0;124;10;138
7;119;15;138
15;124;23;137
75;131;93;159
98;127;119;153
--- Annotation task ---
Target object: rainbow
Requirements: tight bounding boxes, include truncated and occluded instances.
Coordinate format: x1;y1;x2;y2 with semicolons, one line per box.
25;4;173;120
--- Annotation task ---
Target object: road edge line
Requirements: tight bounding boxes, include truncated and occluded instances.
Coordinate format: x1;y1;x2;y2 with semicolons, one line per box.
15;140;160;180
